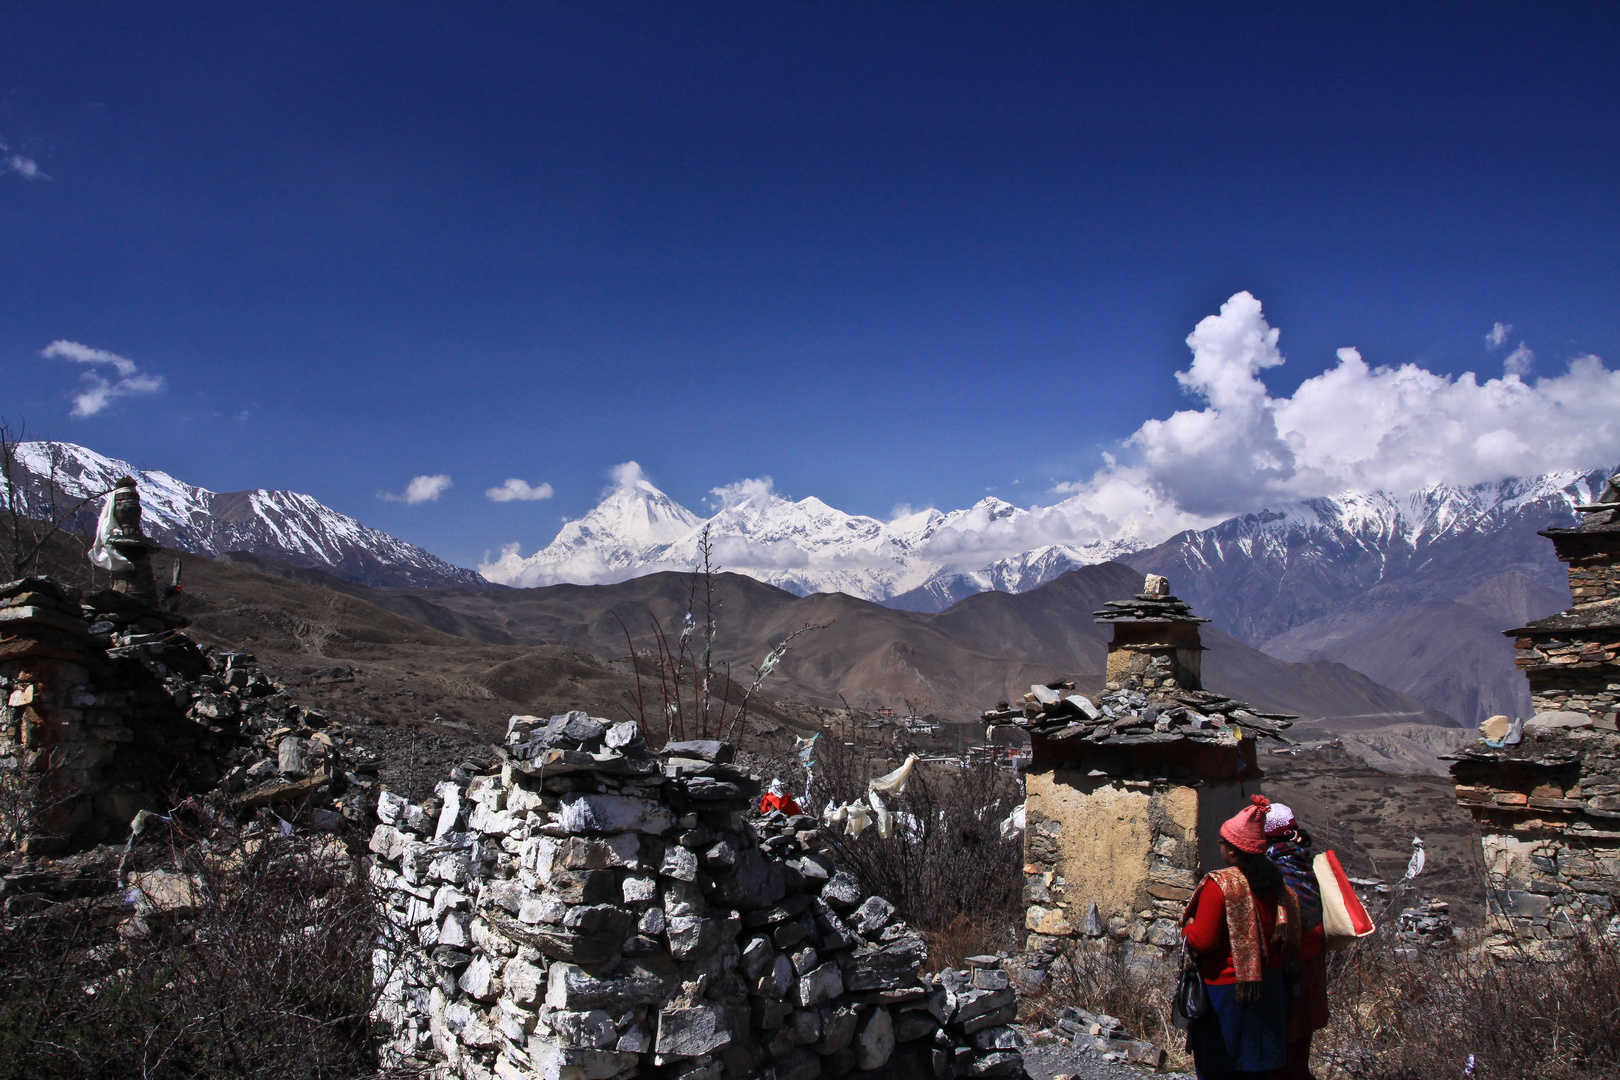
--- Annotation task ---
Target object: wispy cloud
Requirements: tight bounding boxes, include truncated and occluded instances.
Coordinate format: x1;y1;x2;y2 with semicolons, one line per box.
707;476;775;510
1485;321;1512;350
0;139;46;182
486;478;554;502
42;340;164;416
1503;343;1535;378
379;474;453;504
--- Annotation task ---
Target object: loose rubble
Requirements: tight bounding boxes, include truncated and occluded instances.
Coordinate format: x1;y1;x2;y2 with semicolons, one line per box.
1047;1007;1164;1070
0;575;381;852
1395;897;1454;951
370;711;1028;1079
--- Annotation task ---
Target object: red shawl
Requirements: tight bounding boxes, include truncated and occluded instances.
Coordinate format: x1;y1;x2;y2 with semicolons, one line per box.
1198;866;1301;1000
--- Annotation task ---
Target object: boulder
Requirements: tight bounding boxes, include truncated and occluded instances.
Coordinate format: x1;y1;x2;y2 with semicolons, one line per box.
655;1004;739;1057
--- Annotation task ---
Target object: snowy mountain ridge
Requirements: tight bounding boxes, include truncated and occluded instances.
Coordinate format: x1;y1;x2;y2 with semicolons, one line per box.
480;464;1613;609
479;473;1155;601
4;441;490;590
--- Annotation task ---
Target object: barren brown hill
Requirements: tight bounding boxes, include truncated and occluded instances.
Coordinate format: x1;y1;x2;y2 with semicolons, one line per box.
331;560;1452;725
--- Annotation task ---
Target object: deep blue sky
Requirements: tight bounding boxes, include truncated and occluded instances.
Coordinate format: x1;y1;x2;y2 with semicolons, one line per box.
2;4;1617;567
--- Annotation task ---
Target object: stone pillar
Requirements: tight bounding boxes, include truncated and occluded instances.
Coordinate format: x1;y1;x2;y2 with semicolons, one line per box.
1009;577;1283;960
106;477;161;606
1448;506;1620;955
1096;575;1209;694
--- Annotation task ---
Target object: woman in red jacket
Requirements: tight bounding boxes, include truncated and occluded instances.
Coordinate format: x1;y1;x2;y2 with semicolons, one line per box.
1182;795;1301;1079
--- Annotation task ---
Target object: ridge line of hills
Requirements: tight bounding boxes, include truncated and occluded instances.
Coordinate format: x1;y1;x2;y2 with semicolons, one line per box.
8;439;1593;731
216;549;1453;737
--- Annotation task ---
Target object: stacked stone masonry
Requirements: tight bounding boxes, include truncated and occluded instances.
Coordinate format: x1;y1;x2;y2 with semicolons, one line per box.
0;575;385;853
983;579;1283;963
1449;515;1620;954
369;711;1027;1080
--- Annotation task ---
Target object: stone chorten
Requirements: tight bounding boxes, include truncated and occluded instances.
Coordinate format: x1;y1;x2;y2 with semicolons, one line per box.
1094;573;1209;694
1448;477;1620;950
981;576;1292;960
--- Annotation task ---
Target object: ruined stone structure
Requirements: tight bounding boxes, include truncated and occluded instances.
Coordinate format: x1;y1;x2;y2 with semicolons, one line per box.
0;565;383;852
370;714;1027;1080
0;577;220;848
1449;497;1620;950
982;576;1291;958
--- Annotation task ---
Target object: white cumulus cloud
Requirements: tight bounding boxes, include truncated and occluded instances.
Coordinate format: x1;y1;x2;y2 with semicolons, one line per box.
1055;291;1620;523
611;461;650;488
486;478;554;502
379;474;453;504
1503;343;1535;378
43;340;164;416
1485;322;1512;349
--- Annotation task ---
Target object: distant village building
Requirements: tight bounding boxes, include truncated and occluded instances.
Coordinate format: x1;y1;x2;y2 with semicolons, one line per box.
1449;481;1620;952
984;574;1294;958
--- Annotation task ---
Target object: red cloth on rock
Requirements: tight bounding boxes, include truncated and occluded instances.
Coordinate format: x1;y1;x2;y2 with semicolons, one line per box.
759;792;802;816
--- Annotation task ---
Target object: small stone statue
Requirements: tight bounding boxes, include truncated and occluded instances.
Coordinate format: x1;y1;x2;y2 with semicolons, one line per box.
1143;574;1170;598
89;476;161;605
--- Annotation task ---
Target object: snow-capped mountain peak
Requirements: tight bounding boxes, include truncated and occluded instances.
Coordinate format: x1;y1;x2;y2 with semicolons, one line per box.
479;469;1152;599
4;441;489;589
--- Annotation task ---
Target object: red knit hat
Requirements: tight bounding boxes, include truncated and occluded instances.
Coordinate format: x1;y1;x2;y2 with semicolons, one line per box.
1220;794;1272;854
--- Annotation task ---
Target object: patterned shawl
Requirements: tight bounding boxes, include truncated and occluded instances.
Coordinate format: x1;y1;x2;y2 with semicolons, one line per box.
1206;866;1302;1000
1267;839;1323;933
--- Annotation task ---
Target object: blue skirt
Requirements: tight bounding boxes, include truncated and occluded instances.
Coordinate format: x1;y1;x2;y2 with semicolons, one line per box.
1187;968;1288;1079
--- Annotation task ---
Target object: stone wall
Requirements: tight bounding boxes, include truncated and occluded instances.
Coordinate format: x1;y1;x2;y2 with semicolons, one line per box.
0;577;221;848
369;712;1027;1080
1451;717;1620;953
1449;518;1620;954
1512;631;1620;723
0;574;385;853
1564;551;1620;605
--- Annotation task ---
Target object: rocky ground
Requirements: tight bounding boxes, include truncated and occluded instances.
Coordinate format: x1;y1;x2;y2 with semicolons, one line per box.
1018;1032;1188;1080
1262;740;1486;923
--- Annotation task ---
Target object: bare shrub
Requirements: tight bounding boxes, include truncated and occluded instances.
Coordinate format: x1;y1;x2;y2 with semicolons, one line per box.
1022;943;1190;1069
1316;929;1620;1079
0;820;396;1079
0;749;75;855
803;724;1024;965
613;526;823;748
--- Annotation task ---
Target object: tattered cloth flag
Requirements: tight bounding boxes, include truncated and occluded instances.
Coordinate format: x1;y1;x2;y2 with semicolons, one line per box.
88;491;132;572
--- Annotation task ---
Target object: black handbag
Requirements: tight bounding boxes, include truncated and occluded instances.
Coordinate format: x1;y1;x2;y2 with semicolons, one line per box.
1171;941;1210;1030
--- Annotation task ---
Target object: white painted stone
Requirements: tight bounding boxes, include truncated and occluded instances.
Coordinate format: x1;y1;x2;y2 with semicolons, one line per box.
377;791;408;825
546;1008;618;1050
433;885;470;921
557;792;674;836
439;911;472;949
504;956;546;1007
622;874;657;903
459;955;501;1002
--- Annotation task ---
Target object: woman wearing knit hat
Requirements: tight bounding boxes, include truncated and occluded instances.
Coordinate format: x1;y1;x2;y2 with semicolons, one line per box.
1263;804;1328;1080
1181;794;1301;1079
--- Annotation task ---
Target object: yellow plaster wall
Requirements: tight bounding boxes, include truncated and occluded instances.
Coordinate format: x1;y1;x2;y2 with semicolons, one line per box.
1027;768;1202;923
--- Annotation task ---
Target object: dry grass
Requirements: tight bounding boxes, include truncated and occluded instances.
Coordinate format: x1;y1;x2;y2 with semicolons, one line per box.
792;726;1026;965
0;819;398;1079
1022;942;1192;1070
1316;929;1620;1079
